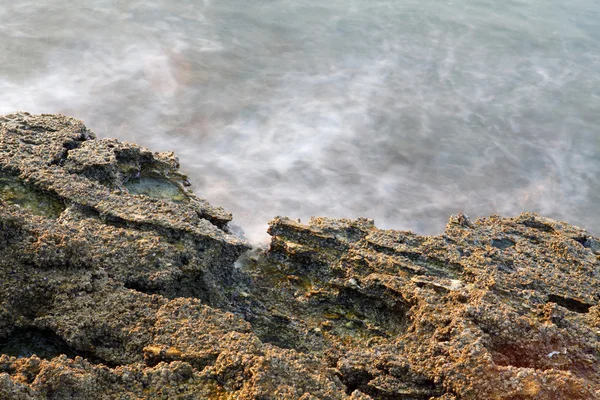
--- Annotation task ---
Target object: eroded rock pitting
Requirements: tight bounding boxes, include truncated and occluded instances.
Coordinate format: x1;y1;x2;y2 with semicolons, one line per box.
0;113;599;399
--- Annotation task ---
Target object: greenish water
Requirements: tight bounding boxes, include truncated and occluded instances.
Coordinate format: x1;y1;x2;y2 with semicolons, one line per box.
125;174;189;204
0;171;65;217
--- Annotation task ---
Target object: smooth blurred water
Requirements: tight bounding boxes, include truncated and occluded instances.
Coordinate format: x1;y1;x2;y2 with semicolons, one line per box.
1;0;599;242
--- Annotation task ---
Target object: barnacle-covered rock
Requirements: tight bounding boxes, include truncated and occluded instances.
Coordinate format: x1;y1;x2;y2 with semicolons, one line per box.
0;113;599;399
236;214;600;399
0;112;249;304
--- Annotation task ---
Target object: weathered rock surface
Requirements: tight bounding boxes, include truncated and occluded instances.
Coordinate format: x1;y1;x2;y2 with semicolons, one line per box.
0;113;599;399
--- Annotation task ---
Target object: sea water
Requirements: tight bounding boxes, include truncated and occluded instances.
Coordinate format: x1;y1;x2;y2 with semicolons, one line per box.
1;0;599;242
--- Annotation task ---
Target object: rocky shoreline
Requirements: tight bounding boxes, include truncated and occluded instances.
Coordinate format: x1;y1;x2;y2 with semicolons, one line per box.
0;113;599;399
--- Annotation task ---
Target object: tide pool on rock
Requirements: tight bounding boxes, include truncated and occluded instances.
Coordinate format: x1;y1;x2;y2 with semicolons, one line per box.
0;170;65;218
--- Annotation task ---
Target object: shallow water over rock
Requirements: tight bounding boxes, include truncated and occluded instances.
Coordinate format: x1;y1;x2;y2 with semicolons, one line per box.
0;171;65;218
125;174;190;204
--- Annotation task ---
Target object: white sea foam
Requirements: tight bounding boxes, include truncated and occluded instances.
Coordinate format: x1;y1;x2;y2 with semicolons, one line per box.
0;0;599;243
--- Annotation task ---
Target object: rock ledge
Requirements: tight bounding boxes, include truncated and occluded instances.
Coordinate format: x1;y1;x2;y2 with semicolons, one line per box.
0;114;599;399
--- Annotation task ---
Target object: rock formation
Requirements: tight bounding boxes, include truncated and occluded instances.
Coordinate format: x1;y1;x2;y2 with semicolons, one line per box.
0;113;599;399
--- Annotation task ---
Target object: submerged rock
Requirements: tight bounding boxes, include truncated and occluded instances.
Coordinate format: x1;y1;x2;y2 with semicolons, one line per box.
0;113;599;399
